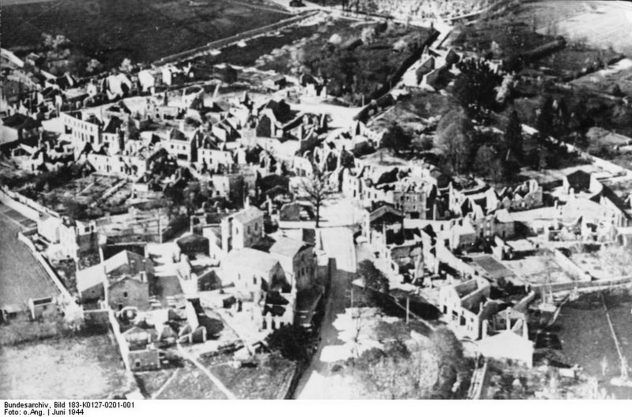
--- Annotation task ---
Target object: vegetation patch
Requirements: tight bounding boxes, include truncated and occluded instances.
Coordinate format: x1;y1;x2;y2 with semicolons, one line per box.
0;331;129;399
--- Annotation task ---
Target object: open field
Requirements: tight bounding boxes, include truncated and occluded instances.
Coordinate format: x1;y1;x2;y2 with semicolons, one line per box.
134;368;178;398
0;333;129;398
517;1;632;56
569;252;623;281
503;253;574;286
1;0;56;4
155;361;228;399
555;289;632;399
1;0;289;69
452;3;621;78
0;215;59;310
572;58;632;98
200;352;297;399
190;23;319;70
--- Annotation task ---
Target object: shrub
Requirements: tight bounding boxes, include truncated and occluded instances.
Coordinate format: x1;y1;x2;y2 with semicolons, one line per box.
265;325;312;362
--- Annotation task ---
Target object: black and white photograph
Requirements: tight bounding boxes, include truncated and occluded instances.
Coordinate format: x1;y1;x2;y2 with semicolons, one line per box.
2;0;632;405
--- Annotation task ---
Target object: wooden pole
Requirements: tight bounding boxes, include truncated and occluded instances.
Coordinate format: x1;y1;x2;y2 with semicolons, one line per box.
406;297;410;324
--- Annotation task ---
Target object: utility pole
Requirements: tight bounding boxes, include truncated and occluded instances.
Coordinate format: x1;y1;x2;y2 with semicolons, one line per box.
406;296;410;324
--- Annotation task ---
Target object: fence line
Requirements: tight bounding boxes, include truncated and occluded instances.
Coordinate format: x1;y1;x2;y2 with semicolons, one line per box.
108;309;132;372
467;359;489;399
17;231;72;301
155;11;320;64
531;275;632;294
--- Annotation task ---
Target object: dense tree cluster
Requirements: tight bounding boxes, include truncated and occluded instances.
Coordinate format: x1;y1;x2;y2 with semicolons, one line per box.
346;322;470;399
299;23;433;105
358;260;390;294
265;325;313;362
435;108;476;175
453;59;503;120
380;122;413;154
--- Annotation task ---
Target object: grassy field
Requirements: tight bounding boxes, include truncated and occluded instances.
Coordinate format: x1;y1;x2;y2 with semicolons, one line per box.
572;59;632;98
190;23;319;71
555;289;632;399
134;368;178;398
516;1;632;56
200;352;296;399
0;332;129;398
154;361;228;399
1;0;289;69
0;215;59;310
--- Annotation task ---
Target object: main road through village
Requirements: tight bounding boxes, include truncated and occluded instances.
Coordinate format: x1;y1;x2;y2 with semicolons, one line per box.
293;226;357;399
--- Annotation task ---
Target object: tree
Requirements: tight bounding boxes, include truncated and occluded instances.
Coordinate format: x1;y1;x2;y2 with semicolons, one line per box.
553;98;570;138
419;135;434;151
265;325;312;362
86;58;102;74
361;26;377;45
504;109;523;162
64;200;88;220
42;33;69;50
429;327;468;398
436;109;476;175
502;149;520;183
453;59;503;120
536;96;554;142
119;58;133;73
358;260;390;294
381;122;412;153
300;167;328;228
473;145;500;180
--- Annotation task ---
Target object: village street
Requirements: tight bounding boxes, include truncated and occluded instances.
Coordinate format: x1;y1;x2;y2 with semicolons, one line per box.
293;226;357;399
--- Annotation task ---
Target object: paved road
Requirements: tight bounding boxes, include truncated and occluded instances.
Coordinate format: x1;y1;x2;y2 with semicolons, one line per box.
294;226;356;399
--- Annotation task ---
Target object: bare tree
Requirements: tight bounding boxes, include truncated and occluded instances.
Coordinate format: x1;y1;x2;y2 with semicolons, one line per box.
300;167;328;228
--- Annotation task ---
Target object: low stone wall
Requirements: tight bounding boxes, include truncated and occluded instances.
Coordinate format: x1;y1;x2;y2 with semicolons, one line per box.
108;309;131;372
17;231;72;301
83;309;110;326
0;187;41;222
155;11;320;64
532;275;632;294
467;359;489;399
552;249;592;281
